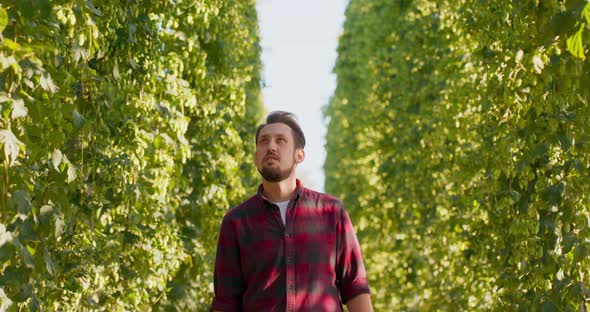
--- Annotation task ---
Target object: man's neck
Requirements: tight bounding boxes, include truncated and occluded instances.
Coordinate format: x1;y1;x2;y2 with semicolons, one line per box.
262;176;298;203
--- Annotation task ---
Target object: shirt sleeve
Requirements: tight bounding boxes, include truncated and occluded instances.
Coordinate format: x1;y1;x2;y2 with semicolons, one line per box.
211;214;244;311
335;204;371;304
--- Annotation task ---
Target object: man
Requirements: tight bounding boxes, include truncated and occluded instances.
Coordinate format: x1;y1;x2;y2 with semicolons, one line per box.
211;111;373;311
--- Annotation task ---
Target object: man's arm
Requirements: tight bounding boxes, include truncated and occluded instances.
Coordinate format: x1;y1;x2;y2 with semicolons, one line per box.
210;215;244;311
345;293;373;312
335;204;372;309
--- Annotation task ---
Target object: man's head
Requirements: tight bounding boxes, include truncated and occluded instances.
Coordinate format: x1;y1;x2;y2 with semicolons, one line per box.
254;111;306;182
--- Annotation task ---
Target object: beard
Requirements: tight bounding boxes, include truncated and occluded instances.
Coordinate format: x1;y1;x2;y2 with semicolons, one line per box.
258;162;295;182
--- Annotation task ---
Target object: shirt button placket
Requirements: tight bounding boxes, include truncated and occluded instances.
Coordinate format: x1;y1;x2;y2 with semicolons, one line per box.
285;231;296;312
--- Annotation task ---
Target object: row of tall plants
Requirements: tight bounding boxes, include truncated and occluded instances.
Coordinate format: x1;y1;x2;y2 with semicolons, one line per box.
0;0;262;310
325;0;590;310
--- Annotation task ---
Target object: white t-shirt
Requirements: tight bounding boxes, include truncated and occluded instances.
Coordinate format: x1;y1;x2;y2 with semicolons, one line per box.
274;200;289;225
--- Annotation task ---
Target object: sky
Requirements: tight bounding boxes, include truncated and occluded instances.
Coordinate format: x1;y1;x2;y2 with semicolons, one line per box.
256;0;348;192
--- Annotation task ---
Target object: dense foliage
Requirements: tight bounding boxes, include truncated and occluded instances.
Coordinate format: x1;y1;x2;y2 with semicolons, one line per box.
0;0;262;310
325;0;590;310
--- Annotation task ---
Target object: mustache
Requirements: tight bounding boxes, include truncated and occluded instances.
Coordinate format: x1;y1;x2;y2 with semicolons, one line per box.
264;153;279;161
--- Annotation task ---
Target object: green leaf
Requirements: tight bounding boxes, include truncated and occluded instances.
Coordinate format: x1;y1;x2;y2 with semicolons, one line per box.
39;73;58;93
67;163;77;183
19;245;34;268
583;3;590;25
0;225;14;262
541;183;564;205
0;287;14;311
73;109;86;130
0;54;18;71
55;214;65;237
113;62;121;80
539;300;559;312
0;264;29;301
39;204;53;225
12;190;32;220
73;47;90;62
510;190;521;202
567;24;586;60
85;1;103;17
29;294;40;312
0;7;7;33
0;129;23;167
2;38;20;51
572;158;583;175
51;149;63;171
532;55;544;74
562;232;577;253
18;218;35;242
574;241;590;261
10;98;27;119
43;247;56;276
0;241;15;263
0;224;13;247
128;23;137;43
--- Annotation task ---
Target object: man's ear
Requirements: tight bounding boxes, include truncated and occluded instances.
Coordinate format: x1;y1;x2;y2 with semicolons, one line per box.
295;149;305;164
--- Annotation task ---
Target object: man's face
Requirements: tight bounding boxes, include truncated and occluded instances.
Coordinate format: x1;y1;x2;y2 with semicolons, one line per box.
255;123;304;182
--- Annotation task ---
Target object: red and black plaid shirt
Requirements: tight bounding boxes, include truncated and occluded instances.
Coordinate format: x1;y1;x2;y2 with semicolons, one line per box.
211;179;371;311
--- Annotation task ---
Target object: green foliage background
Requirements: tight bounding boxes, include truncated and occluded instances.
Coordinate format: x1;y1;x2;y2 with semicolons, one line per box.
325;0;590;310
0;0;262;310
2;0;590;310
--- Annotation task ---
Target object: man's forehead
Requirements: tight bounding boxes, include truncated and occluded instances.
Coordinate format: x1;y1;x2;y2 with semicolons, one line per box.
259;123;292;137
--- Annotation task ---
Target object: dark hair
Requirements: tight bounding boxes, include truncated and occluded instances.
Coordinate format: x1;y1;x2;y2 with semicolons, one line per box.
255;111;306;149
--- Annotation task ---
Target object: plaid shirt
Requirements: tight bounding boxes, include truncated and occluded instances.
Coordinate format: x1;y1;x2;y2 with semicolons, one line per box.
211;179;371;311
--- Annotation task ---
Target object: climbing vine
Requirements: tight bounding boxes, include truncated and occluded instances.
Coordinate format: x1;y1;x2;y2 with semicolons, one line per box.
0;0;262;310
326;0;590;310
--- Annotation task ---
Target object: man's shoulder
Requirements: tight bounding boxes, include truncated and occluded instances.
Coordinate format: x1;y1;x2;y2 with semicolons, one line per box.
222;194;261;222
300;187;344;210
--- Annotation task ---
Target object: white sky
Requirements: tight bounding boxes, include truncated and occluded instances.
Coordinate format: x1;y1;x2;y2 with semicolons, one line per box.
256;0;348;192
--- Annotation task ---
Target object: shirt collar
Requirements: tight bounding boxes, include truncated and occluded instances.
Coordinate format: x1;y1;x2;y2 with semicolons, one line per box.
256;179;304;204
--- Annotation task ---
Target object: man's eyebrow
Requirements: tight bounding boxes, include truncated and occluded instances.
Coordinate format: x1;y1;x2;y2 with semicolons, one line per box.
258;134;271;142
